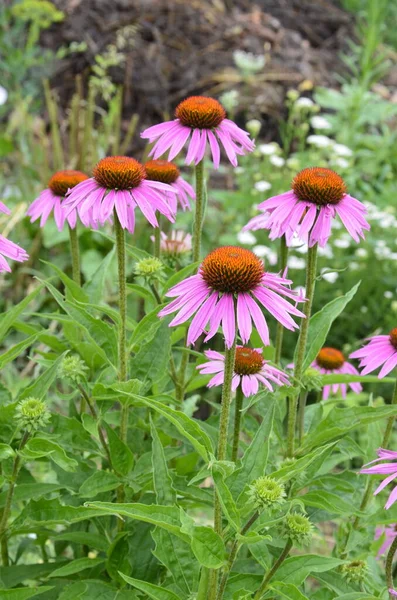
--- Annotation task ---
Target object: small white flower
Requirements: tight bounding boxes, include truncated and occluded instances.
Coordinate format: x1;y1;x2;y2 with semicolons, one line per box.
333;238;350;249
287;256;305;269
321;270;339;283
237;231;257;245
258;143;278;156
384;291;393;299
350;261;360;270
234;167;245;175
269;155;285;167
333;157;349;169
307;135;334;148
0;86;8;106
355;248;368;258
253;245;268;257
296;97;314;108
310;116;331;130
233;50;266;74
317;245;334;259
267;251;278;266
333;143;353;157
254;180;272;192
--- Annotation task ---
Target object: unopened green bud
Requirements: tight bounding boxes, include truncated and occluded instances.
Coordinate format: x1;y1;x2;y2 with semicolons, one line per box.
340;560;367;583
134;257;164;282
15;397;51;432
248;476;285;510
281;513;313;546
286;89;299;102
59;355;88;383
301;367;323;392
246;119;261;138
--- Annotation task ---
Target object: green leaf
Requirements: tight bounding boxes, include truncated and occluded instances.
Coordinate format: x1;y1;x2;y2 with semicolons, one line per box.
21;437;78;471
212;469;241;531
20;352;66;400
0;334;38;369
55;531;109;552
190;526;225;569
0;483;63;508
271;443;335;482
43;260;89;303
151;418;176;505
12;498;113;528
86;502;190;541
129;319;171;389
113;391;213;462
0;284;44;343
129;304;165;350
118;573;182;600
103;422;134;476
270;582;309;600
321;373;395;384
106;533;131;584
275;555;345;586
48;556;105;577
0;443;15;461
84;247;115;305
299;490;364;516
152;529;198;597
127;283;157;304
79;470;120;498
229;397;275;497
0;587;54;599
298;282;360;371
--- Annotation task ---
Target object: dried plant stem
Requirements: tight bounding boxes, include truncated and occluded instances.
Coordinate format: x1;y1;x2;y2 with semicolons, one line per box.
287;243;317;456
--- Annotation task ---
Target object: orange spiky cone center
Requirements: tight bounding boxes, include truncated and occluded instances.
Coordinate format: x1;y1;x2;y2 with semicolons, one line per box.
175;96;226;129
316;347;345;370
48;170;88;197
292;167;346;206
93;156;146;190
234;347;264;375
201;246;264;293
390;328;397;349
145;160;180;184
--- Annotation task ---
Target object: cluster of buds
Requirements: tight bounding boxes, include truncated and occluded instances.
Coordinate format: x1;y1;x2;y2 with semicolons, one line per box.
134;257;164;284
300;367;323;392
59;355;88;384
248;476;286;511
339;560;367;584
15;397;51;432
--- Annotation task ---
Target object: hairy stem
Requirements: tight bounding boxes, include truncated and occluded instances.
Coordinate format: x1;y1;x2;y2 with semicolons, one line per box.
297;389;308;445
77;384;113;469
192;160;205;263
287;243;317;456
386;535;397;595
0;431;30;566
231;386;244;462
68;225;81;286
154;222;161;259
254;539;293;599
274;236;289;365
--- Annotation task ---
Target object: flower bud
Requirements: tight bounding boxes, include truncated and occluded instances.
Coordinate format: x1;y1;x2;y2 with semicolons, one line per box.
340;560;367;584
301;367;323;392
59;355;88;383
248;476;286;510
246;119;261;138
15;398;51;432
281;513;313;546
134;257;164;283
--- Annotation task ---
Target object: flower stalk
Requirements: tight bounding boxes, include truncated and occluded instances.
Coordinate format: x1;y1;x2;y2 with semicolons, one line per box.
274;235;289;364
254;539;293;599
192;160;205;263
68;224;81;286
287;242;318;456
231;385;244;462
386;535;397;594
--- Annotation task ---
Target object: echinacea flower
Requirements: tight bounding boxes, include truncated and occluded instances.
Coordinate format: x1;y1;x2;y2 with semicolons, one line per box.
144;160;195;212
243;167;370;248
312;347;362;400
158;246;306;348
390;590;397;597
360;448;397;509
0;202;28;272
150;230;192;258
350;330;397;378
141;96;255;169
197;346;289;397
63;156;177;233
375;525;397;558
27;170;89;231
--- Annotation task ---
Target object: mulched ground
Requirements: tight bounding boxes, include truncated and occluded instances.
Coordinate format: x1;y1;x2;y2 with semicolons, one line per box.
42;0;353;131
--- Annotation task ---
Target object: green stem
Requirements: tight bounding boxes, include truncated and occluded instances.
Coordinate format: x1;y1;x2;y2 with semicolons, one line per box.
254;539;293;599
287;243;318;457
192;161;205;263
154;226;161;259
274;236;289;365
343;378;397;551
175;338;189;403
216;511;259;600
77;384;113;469
0;431;30;566
231;386;244;463
386;535;397;595
68;225;81;286
297;389;308;445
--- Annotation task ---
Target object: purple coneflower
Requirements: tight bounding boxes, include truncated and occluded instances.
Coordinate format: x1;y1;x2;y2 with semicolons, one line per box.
63;156;177;233
243;167;370;248
360;449;397;509
145;160;195;212
312;347;362;400
375;525;397;558
0;203;28;272
197;346;289;397
141;96;255;169
158;246;306;348
350;330;397;378
151;230;192;258
27;170;90;230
